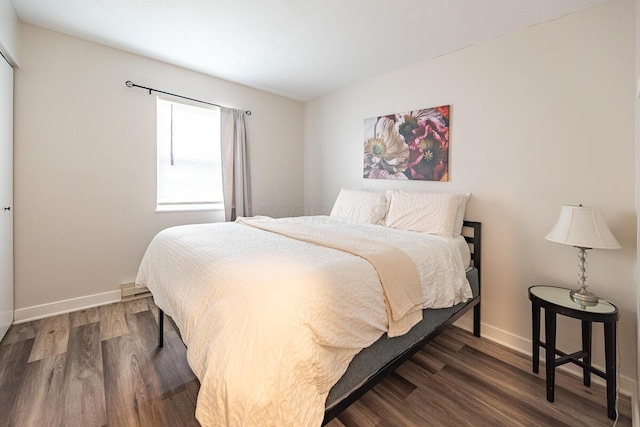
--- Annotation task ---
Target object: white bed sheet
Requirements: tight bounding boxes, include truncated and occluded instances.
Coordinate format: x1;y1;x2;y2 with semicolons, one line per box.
135;216;472;426
454;234;471;268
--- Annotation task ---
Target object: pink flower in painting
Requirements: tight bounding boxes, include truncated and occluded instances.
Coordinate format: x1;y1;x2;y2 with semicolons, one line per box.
364;106;449;181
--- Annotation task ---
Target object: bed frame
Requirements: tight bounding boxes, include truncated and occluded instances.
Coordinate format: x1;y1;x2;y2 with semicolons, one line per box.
155;220;481;423
322;220;481;423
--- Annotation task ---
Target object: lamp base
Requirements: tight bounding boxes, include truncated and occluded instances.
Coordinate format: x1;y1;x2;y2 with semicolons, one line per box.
570;288;599;305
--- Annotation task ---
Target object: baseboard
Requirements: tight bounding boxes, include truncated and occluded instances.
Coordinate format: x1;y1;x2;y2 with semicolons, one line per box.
455;316;636;397
13;290;121;324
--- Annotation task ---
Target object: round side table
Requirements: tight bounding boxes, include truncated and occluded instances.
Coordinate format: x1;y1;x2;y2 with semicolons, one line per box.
528;285;619;420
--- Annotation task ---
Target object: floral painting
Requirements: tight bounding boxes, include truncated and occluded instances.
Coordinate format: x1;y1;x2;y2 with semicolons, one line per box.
363;106;450;181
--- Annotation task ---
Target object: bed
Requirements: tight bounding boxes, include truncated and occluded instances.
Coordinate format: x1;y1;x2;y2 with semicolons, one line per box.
136;189;481;426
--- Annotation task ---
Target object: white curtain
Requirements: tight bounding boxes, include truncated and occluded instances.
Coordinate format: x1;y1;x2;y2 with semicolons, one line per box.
220;107;251;221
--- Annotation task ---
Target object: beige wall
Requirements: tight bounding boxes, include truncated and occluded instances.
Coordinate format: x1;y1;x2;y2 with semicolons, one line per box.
14;24;304;313
304;0;637;391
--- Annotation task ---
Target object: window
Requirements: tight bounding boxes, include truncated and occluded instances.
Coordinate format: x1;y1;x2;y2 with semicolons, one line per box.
156;98;223;212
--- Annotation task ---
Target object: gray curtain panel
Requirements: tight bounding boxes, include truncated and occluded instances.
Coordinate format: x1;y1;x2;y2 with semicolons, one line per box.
220;107;251;221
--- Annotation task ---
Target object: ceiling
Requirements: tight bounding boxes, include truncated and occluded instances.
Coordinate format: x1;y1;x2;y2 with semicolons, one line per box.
10;0;610;102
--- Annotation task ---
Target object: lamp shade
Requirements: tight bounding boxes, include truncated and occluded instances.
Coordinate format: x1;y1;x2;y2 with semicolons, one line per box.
545;205;621;249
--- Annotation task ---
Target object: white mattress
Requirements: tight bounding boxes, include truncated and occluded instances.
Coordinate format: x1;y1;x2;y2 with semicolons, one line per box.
136;216;472;426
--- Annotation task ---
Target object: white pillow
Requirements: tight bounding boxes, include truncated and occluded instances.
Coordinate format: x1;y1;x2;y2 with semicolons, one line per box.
330;189;387;224
453;193;471;236
385;191;470;237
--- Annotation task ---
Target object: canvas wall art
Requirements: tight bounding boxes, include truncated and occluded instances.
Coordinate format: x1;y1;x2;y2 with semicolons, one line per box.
363;106;450;181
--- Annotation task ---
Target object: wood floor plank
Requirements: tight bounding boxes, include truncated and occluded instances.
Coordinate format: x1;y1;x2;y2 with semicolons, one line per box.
398;362;506;427
127;310;191;399
61;323;107;426
160;379;201;427
420;356;572;427
128;347;167;427
0;336;33;367
148;299;160;323
124;298;149;315
152;314;196;387
0;339;34;424
8;353;67;427
0;320;40;346
334;398;381;427
356;385;432;426
69;306;100;328
444;326;533;371
99;302;129;341
372;372;416;401
102;334;142;427
28;313;69;362
102;310;174;427
431;332;465;352
424;343;573;425
409;347;446;374
325;417;347;427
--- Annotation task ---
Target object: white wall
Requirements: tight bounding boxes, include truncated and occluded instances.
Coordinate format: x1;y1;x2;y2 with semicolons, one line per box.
305;0;637;392
0;0;19;64
13;24;304;316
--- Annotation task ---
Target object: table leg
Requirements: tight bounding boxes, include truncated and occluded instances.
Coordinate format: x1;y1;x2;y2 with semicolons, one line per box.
604;320;617;421
532;299;540;374
581;320;591;387
473;303;481;337
158;308;164;348
544;309;556;402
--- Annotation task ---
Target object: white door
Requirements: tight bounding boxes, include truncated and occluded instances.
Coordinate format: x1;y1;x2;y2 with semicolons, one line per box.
0;53;13;340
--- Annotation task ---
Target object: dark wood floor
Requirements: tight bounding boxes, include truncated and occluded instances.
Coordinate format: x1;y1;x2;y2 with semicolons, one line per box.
0;297;631;427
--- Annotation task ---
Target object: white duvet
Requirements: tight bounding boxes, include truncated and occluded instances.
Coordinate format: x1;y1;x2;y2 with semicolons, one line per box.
135;216;472;426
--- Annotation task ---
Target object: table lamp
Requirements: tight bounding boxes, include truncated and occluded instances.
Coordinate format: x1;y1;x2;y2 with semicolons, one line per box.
545;205;621;304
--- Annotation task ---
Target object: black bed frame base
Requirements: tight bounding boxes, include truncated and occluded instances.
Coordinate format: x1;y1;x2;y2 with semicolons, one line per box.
155;221;481;424
323;296;480;423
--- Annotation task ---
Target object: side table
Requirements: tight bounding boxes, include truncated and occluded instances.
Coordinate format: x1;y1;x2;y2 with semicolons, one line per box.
529;285;619;420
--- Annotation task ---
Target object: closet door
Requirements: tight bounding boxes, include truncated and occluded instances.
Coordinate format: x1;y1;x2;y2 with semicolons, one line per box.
0;53;13;340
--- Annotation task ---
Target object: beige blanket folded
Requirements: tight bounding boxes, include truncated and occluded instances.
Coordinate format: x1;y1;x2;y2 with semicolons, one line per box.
236;217;423;337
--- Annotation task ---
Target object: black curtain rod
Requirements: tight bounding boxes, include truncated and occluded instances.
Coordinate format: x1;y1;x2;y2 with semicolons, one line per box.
125;80;252;115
